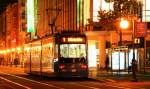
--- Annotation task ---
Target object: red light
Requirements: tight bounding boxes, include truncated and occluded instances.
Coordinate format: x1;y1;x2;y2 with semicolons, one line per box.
59;64;65;69
81;64;87;69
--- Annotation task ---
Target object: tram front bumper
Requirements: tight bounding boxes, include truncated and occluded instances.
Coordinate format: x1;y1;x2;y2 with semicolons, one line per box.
56;69;88;78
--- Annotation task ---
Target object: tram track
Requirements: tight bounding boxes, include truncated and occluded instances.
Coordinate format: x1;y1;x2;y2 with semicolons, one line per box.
0;76;31;89
0;71;138;89
0;71;103;89
0;71;65;89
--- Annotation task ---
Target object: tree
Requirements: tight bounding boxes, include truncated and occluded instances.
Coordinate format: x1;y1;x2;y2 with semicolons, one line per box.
98;0;142;31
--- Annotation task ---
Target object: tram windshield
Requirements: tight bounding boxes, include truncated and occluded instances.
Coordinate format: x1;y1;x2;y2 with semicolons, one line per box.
60;44;86;58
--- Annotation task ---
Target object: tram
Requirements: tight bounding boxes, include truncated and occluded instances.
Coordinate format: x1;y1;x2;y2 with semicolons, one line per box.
24;32;88;78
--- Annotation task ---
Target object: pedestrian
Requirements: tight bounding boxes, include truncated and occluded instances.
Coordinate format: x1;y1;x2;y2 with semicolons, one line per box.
131;59;138;72
14;58;18;67
105;54;109;72
131;59;138;82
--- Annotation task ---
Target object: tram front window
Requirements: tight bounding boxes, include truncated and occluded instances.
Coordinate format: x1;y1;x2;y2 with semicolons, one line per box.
60;44;86;63
60;44;86;58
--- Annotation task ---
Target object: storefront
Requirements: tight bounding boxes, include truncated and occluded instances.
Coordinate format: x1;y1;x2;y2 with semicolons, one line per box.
109;47;138;72
86;31;146;73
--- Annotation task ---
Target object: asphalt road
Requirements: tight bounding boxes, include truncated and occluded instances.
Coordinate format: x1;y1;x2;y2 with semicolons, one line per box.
0;66;150;89
0;72;124;89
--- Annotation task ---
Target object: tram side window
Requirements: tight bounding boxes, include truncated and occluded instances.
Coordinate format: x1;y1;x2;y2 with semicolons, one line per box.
54;44;58;62
49;47;53;57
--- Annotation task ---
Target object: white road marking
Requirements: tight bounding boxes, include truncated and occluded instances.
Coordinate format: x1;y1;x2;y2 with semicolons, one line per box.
104;83;131;89
0;76;31;89
0;71;64;89
87;81;131;89
106;79;116;83
71;82;101;89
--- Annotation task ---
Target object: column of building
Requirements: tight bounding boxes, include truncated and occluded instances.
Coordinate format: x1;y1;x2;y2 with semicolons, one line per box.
98;35;106;69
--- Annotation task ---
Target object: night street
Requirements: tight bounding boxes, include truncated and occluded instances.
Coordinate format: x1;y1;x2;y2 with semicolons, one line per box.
0;0;150;89
0;66;150;89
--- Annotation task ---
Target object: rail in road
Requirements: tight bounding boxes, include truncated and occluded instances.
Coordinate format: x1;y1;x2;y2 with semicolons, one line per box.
0;66;150;89
0;70;141;89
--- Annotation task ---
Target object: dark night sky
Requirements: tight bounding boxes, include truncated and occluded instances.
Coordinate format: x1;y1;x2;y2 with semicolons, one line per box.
0;0;18;14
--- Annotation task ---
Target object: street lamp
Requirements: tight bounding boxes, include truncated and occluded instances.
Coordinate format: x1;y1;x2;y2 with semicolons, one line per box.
120;18;137;82
119;18;129;46
131;19;138;82
118;18;129;72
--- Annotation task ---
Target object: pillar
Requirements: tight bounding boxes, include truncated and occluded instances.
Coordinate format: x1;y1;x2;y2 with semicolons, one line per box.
99;36;106;68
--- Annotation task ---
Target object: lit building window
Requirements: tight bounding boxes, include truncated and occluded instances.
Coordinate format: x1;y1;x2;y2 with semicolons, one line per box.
142;0;150;22
77;0;90;26
27;0;35;32
84;0;90;25
77;0;82;26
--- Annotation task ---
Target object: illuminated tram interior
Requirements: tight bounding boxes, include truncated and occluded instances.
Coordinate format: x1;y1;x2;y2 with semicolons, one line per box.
0;34;88;78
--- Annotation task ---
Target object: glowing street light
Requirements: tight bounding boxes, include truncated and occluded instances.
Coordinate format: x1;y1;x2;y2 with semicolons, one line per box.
120;18;129;29
118;18;129;46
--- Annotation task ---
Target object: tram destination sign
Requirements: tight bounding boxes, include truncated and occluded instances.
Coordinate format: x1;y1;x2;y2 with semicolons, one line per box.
61;37;86;43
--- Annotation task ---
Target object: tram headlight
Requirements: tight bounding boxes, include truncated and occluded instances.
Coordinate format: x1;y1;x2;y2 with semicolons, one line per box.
54;58;58;62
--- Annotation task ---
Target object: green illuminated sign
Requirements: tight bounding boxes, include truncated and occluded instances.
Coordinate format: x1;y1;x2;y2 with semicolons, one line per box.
77;0;83;27
27;0;35;32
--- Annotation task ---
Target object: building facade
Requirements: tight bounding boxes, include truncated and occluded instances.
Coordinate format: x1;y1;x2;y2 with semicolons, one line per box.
33;0;150;72
1;0;150;73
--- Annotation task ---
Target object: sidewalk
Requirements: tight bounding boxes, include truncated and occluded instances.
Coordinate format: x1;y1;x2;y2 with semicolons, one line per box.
89;69;150;82
0;65;25;75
